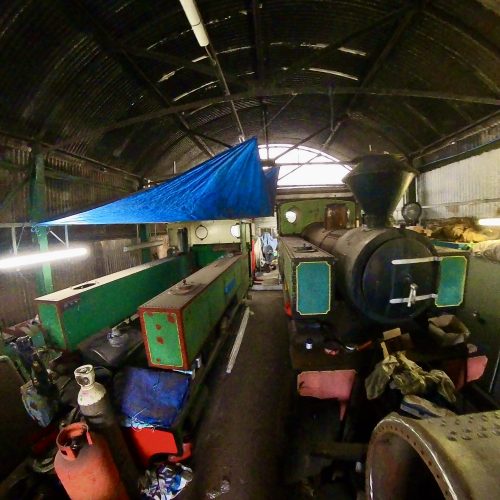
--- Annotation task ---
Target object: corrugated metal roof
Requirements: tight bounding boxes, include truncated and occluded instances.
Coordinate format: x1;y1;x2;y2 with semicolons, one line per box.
0;0;498;179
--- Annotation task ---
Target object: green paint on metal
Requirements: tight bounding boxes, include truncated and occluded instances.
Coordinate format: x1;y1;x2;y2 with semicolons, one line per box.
279;236;335;316
456;256;500;395
37;302;65;348
296;261;331;315
281;241;294;301
183;257;248;362
139;224;152;263
143;312;183;367
29;150;54;295
141;256;249;369
191;244;226;267
37;255;193;350
436;256;467;307
278;199;356;235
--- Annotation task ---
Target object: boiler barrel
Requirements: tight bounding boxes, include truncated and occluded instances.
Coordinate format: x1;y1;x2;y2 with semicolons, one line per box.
302;222;347;255
302;224;438;325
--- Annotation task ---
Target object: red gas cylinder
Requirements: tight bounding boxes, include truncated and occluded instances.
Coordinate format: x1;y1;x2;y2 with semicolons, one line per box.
54;423;128;500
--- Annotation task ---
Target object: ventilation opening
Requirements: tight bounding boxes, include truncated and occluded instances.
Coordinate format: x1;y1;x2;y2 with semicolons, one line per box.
73;282;96;290
259;144;351;187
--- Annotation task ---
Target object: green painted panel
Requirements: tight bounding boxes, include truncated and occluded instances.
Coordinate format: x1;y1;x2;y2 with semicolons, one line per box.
280;241;294;302
277;199;355;235
37;255;193;350
456;256;500;398
296;261;331;315
141;256;249;369
37;303;65;347
191;244;226;267
436;256;467;307
183;257;245;361
143;312;184;367
279;236;335;316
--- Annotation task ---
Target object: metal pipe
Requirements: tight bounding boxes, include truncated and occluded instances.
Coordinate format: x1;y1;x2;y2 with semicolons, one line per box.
179;0;209;46
205;45;246;140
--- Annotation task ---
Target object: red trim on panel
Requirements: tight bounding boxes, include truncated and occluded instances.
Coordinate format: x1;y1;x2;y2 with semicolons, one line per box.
138;308;155;368
168;442;193;463
174;309;190;370
124;427;178;468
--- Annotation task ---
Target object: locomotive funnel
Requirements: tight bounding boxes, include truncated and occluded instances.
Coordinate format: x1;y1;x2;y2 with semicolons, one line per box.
343;154;418;227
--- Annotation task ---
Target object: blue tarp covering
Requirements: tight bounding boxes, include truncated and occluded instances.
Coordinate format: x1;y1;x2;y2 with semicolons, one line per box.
40;138;276;225
114;367;191;428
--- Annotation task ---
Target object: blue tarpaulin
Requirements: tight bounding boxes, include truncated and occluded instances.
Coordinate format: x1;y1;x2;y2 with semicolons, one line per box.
40;138;276;225
114;367;191;428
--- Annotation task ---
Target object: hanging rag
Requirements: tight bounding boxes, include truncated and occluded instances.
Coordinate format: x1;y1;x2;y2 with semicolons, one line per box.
365;352;456;403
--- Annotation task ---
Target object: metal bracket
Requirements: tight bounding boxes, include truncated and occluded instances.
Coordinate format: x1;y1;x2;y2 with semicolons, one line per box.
392;256;442;265
390;293;437;304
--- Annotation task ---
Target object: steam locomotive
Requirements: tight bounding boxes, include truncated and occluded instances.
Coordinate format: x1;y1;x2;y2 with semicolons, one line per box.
279;154;467;344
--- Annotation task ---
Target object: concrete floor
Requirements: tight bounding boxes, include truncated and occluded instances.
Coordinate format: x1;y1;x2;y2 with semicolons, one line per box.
181;291;295;500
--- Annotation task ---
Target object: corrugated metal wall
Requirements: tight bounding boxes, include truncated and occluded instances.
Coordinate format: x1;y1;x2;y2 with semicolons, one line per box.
0;134;143;327
0;135;138;223
0;238;140;327
418;148;500;220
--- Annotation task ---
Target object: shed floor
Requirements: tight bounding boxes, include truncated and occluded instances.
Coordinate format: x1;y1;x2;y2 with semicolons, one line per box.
180;291;294;500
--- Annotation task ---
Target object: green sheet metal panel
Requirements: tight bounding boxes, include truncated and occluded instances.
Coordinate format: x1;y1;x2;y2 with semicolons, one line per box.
142;311;184;367
140;255;249;370
36;254;194;351
456;256;500;398
191;244;226;267
296;262;332;315
279;236;335;316
436;255;468;307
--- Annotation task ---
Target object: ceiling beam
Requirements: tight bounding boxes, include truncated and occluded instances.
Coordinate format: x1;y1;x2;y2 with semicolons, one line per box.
425;5;500;61
250;0;270;149
409;109;500;160
350;111;422;150
251;0;266;82
52;85;500;149
272;5;412;86
325;6;422;147
55;0;215;159
205;45;246;140
402;102;442;137
0;128;141;181
272;124;330;161
136;126;233;179
124;47;246;87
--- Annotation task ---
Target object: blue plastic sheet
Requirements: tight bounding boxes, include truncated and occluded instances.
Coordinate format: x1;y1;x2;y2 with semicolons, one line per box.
114;367;190;428
40;138;276;225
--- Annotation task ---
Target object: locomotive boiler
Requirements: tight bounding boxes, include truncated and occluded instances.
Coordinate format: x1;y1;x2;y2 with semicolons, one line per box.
279;154;467;334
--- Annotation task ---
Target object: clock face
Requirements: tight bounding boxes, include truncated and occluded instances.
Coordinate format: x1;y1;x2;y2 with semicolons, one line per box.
402;202;423;225
195;224;208;240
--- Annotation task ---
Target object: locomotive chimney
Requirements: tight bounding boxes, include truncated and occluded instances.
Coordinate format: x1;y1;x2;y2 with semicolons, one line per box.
343;154;418;228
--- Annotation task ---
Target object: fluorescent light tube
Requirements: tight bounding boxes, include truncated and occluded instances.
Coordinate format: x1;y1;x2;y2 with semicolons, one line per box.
0;247;88;270
478;218;500;227
179;0;209;47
